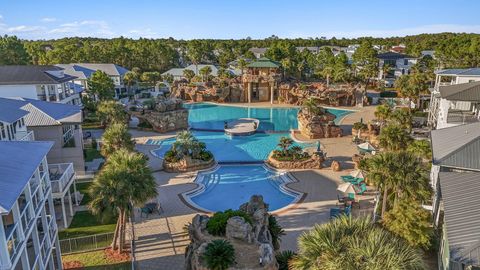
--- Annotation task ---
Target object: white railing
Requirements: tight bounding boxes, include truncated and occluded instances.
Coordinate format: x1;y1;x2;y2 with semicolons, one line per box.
15;130;34;141
49;163;75;194
63;127;75;145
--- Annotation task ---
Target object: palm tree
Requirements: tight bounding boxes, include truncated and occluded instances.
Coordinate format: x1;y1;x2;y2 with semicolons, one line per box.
278;137;293;156
360;151;430;217
321;65;334;87
238;58;247;76
89;149;158;253
183;69;195;82
201;239;236;270
101;123;135;157
123;71;138;94
97;100;126;127
374;104;391;126
302;98;322;116
199;66;212;82
378;123;412;152
291;216;425;270
389;108;413;132
381;63;392;80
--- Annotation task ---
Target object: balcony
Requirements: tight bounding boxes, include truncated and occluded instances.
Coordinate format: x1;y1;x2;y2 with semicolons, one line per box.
49;163;75;194
14;130;35;141
242;74;281;83
446;110;480;125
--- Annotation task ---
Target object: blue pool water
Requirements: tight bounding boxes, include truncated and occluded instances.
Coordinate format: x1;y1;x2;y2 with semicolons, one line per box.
189;165;297;212
185;103;352;131
148;131;315;163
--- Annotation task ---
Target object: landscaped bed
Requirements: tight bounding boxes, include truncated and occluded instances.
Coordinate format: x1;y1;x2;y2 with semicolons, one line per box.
62;249;130;270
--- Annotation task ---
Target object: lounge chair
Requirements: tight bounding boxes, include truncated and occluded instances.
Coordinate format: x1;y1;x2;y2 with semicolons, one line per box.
344;205;352;216
341;175;356;182
355;183;368;195
330;208;341;219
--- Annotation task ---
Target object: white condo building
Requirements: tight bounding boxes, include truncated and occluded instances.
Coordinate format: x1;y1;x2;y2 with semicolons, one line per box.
428;68;480;128
0;99;78;229
0;66;82;106
0;141;63;270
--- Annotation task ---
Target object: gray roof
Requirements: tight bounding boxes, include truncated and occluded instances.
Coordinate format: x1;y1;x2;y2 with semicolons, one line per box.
439;81;480;101
0;65;77;85
0;141;53;214
162;64;219;77
57;63;129;79
440;171;480;266
436;68;480;76
377;52;416;60
0;99;28;123
431;122;480;170
0;97;82;126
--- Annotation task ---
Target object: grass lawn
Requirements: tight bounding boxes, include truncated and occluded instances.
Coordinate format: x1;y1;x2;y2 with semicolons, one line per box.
59;211;116;239
84;148;103;162
73;182;93;205
62;249;130;270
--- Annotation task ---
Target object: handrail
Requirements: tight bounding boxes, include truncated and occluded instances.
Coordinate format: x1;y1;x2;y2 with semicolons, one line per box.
49;163;75;194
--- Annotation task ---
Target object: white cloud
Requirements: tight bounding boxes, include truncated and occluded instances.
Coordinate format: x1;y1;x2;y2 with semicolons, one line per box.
47;20;115;38
41;17;57;22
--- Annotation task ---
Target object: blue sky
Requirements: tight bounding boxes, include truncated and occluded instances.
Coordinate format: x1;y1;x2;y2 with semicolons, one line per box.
1;0;479;40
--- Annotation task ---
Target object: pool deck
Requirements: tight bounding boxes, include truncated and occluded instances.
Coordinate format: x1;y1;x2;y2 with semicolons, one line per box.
129;104;377;270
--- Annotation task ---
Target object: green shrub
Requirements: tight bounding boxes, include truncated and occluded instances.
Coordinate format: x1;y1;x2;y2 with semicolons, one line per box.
164;150;179;163
137;121;153;129
206;209;252;236
276;250;296;270
353;122;367;130
199;150;213;161
201;240;235;270
268;215;285;250
129;106;137;111
379;91;398;98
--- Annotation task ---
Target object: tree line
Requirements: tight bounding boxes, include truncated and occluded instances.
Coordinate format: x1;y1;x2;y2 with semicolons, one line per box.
1;32;480;72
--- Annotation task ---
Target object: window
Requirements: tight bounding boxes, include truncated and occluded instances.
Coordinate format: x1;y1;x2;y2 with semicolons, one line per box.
404;59;408;65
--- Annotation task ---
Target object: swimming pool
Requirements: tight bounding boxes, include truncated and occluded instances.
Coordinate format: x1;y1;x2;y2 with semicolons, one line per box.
184;165;301;212
148;131;315;163
185;103;352;132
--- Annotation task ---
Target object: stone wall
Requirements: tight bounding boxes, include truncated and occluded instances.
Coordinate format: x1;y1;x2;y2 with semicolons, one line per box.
266;153;324;169
144;109;189;133
163;156;215;173
297;109;343;139
185;195;278;270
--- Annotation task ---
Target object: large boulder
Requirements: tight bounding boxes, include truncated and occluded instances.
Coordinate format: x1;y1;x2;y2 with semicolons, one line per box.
297;109;343;139
226;216;254;243
258;243;278;270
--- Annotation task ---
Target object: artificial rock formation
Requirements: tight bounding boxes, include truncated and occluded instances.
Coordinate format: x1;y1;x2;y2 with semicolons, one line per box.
162;155;215;173
351;123;380;147
266;152;324;169
185;195;278;270
134;98;188;133
331;160;341;171
297;108;343;139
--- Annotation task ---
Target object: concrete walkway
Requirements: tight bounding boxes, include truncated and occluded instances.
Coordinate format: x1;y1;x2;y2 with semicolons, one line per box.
131;105;377;269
